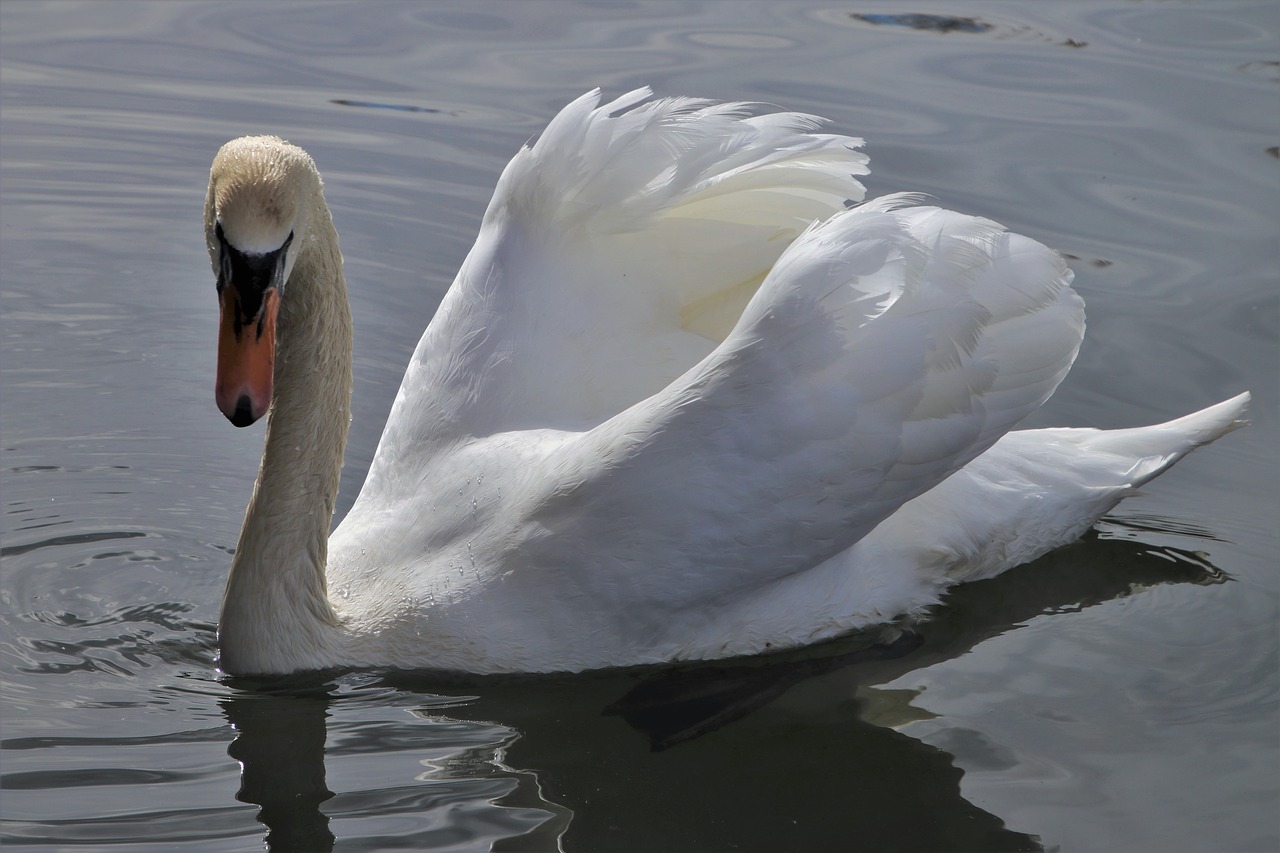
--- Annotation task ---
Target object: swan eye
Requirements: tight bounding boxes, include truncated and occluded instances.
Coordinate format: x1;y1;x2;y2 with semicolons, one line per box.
215;221;233;294
273;231;295;298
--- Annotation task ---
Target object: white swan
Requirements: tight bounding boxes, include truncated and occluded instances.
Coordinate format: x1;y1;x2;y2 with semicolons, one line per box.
206;88;1248;676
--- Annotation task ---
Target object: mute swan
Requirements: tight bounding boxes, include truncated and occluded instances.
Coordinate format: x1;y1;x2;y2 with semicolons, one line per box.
206;87;1248;676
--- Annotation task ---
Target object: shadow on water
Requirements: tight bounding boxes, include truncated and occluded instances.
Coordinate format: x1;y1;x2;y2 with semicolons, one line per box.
220;530;1225;852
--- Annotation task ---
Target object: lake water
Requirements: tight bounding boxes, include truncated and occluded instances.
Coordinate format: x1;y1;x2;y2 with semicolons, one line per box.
1;1;1276;850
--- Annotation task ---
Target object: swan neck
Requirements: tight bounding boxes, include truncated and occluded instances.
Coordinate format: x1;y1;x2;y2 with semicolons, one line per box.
220;202;352;673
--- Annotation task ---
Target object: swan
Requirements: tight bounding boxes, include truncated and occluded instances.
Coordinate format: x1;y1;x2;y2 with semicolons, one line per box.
206;87;1248;676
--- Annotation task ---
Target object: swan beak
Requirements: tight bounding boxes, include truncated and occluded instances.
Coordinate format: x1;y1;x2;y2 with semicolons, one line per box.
216;286;279;427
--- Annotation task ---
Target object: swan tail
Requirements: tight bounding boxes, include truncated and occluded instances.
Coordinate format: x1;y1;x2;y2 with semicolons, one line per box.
877;392;1252;585
643;393;1252;659
1045;391;1252;487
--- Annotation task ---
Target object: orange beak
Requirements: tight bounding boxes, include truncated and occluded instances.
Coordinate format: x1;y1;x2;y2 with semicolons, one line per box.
216;287;279;427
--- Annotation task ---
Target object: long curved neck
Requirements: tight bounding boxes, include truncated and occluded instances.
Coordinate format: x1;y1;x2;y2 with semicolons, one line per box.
219;203;353;674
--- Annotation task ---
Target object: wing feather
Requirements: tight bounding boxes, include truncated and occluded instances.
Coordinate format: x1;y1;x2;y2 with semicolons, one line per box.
373;89;868;465
521;199;1083;611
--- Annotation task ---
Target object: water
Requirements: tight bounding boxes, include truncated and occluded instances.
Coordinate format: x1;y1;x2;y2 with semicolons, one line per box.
2;1;1276;850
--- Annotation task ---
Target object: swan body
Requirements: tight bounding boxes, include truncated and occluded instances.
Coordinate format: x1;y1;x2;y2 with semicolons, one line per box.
206;88;1249;675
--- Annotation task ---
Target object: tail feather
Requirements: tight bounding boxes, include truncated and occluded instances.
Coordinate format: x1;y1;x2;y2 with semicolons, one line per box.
1037;391;1251;487
665;393;1253;653
883;392;1253;584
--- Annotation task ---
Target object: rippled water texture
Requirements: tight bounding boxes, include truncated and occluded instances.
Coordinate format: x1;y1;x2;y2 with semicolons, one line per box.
1;2;1276;850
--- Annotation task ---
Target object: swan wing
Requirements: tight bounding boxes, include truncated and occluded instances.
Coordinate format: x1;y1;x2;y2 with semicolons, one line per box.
522;198;1084;611
374;88;869;460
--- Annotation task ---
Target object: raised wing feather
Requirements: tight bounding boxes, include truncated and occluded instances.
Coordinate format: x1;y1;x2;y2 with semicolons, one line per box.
520;198;1083;611
374;88;869;464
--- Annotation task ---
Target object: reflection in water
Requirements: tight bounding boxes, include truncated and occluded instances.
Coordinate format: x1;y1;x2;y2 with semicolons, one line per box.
219;678;568;851
604;631;925;752
607;527;1225;745
222;532;1224;851
223;685;335;852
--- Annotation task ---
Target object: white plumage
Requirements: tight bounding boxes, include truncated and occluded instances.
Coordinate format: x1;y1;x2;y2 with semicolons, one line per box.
205;88;1248;675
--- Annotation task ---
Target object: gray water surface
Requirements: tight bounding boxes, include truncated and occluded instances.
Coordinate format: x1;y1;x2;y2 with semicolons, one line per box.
2;2;1277;851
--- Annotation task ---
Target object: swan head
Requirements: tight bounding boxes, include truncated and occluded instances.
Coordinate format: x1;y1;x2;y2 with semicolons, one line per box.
204;135;319;427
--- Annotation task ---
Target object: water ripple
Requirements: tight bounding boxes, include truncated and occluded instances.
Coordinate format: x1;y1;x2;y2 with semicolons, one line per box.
10;602;217;679
1;529;145;558
2;767;198;790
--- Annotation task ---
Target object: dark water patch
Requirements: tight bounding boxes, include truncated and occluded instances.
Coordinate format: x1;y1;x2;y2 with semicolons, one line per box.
1237;59;1280;82
332;98;447;114
2;726;232;751
1062;252;1116;269
2;803;257;848
6;463;130;474
0;529;146;558
1103;513;1229;544
1;767;197;790
5;517;74;532
853;13;993;34
850;12;1087;47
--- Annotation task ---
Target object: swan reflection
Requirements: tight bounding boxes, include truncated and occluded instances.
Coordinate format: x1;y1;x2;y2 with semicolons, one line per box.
222;529;1223;851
